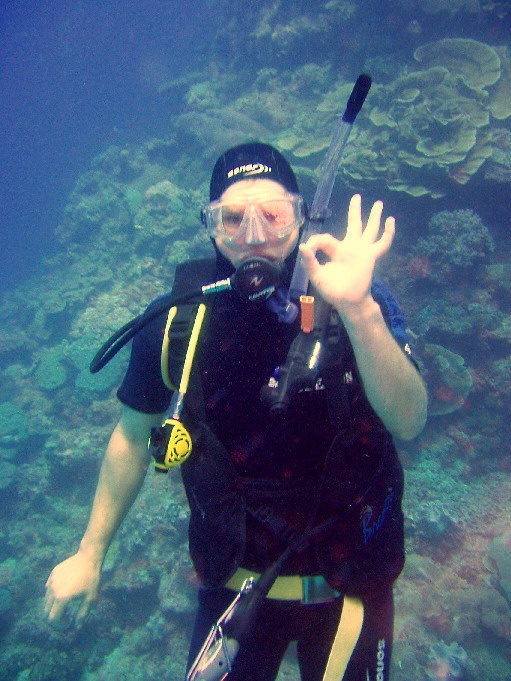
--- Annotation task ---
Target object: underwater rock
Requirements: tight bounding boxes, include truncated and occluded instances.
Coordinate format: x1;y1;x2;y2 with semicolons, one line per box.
0;460;16;491
406;500;460;545
479;585;511;639
157;561;196;616
0;402;29;445
34;346;68;391
489;531;511;603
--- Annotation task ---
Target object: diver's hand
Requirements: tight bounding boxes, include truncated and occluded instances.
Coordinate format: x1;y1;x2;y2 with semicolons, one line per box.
45;551;101;625
299;194;395;315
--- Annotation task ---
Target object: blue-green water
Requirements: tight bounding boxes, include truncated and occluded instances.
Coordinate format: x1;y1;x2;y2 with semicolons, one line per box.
1;1;510;680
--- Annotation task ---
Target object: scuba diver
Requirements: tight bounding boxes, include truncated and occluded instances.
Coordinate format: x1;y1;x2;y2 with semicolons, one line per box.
45;142;427;681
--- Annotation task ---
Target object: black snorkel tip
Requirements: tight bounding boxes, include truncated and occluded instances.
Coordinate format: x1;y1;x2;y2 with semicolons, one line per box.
342;73;372;124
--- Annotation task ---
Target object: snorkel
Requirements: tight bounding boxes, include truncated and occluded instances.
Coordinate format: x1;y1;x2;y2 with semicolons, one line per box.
273;73;372;318
291;74;372;298
261;74;372;414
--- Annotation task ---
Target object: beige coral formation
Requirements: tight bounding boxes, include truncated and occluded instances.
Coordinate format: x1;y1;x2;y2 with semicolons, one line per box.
356;39;511;196
413;38;501;89
274;38;511;198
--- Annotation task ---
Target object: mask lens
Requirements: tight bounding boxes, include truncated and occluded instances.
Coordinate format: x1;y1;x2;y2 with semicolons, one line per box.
204;196;304;240
221;205;245;236
258;200;298;235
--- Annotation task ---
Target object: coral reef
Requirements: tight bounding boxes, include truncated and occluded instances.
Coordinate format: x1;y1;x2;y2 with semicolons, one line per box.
34;347;68;392
134;180;192;240
0;402;28;444
426;640;468;680
421;344;473;416
344;40;510;196
0;461;16;491
266;39;511;198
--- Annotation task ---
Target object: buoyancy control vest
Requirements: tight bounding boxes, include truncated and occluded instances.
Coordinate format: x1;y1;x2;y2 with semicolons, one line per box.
165;258;406;596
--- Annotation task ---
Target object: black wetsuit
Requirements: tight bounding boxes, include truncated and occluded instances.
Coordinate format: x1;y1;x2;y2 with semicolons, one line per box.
117;254;412;681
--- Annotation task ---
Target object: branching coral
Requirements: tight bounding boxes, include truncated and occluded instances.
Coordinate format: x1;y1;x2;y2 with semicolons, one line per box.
412;209;494;282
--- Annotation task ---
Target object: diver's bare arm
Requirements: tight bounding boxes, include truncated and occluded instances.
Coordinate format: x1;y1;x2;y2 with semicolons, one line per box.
78;406;163;565
299;196;427;440
341;298;427;441
45;407;164;622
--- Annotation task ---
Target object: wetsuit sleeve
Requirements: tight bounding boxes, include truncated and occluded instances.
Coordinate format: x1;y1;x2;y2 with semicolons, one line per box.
371;280;414;359
117;298;173;414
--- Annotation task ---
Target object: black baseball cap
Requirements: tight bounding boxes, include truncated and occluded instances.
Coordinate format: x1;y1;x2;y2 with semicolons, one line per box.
209;142;300;201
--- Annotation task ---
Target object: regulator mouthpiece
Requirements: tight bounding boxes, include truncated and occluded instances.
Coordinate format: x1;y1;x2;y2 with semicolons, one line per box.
231;258;284;302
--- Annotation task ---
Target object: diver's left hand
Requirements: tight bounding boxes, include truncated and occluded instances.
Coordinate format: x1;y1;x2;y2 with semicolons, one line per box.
299;194;395;314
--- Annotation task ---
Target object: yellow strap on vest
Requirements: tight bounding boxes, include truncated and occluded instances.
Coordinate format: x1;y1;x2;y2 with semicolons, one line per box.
180;303;207;394
161;304;207;393
322;596;364;681
161;307;179;390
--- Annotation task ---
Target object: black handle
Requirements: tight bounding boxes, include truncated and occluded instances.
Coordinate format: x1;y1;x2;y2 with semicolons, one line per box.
342;73;372;124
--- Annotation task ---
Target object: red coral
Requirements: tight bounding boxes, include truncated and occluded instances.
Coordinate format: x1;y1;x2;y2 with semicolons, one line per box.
407;255;432;279
434;384;457;403
447;426;476;458
424;607;452;636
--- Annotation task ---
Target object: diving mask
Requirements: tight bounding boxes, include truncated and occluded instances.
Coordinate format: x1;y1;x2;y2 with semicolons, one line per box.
202;195;305;244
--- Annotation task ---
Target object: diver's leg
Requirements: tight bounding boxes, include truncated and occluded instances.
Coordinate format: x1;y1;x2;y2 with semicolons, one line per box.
342;584;394;681
227;601;291;681
186;589;291;681
296;586;394;681
296;599;344;681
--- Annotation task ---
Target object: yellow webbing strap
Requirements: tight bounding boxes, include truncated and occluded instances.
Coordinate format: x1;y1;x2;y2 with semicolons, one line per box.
179;303;207;394
161;306;178;390
322;596;364;681
160;304;207;393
